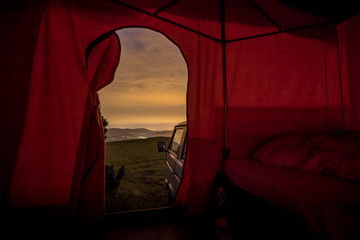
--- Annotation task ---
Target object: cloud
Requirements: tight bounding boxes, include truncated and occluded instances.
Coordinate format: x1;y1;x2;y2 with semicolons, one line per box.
106;28;187;94
102;105;186;122
98;28;188;129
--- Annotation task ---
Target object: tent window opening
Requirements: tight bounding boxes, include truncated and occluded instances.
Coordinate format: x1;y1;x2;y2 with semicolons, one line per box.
99;27;187;213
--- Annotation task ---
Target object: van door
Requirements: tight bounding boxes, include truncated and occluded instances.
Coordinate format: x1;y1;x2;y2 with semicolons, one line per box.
166;124;186;199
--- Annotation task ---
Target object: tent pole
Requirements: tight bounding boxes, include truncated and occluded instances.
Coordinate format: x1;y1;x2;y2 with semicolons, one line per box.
226;22;331;43
154;0;180;15
220;0;229;160
247;0;282;31
107;0;220;42
336;30;346;130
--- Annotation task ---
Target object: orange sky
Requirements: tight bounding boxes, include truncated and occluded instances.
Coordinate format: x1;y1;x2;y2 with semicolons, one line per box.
98;28;187;130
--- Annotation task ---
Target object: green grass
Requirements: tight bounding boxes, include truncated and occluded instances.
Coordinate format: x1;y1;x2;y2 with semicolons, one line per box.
105;137;171;212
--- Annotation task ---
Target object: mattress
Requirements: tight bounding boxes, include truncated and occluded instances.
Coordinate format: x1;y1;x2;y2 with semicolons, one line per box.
224;159;360;240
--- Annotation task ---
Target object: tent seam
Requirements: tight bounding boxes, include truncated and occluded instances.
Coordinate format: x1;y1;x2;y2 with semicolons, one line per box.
226;22;331;43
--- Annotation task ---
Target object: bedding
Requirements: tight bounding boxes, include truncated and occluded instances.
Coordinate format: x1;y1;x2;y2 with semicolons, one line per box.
251;131;360;183
223;131;360;240
224;159;360;240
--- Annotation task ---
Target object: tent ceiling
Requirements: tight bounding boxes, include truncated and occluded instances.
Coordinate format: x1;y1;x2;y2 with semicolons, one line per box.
108;0;359;42
110;0;359;24
280;0;360;23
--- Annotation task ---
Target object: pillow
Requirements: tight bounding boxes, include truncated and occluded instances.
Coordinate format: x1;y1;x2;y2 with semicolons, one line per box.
252;132;309;162
262;146;309;170
302;131;338;150
318;132;360;155
303;150;360;183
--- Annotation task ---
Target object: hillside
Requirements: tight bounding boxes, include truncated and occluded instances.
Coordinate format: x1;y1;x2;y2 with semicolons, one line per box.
106;128;172;142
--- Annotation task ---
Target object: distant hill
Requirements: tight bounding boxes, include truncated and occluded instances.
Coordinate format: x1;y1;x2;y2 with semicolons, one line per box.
106;128;172;142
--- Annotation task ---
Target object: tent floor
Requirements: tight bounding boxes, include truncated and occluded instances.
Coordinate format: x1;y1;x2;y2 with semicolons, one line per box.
3;206;321;240
71;206;320;240
74;208;218;240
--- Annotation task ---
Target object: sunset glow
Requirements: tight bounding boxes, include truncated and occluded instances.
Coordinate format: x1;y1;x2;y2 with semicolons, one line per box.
98;28;187;130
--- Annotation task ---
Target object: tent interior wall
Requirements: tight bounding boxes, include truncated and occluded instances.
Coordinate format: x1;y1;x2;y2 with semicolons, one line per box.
0;0;359;237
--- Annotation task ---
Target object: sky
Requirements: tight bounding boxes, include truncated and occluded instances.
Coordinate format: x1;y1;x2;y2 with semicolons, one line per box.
98;28;188;130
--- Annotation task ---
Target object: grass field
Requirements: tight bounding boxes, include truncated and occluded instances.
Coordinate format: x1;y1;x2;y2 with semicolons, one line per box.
105;137;171;212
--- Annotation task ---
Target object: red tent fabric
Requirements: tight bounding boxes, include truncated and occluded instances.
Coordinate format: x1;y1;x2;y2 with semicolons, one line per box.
227;25;342;159
0;0;359;229
338;15;360;130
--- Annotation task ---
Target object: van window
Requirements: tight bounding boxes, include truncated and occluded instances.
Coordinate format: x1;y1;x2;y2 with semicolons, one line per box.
170;128;184;154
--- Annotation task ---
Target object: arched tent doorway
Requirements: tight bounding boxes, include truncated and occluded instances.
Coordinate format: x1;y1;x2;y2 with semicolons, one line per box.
7;3;226;223
98;27;188;212
80;14;226;217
